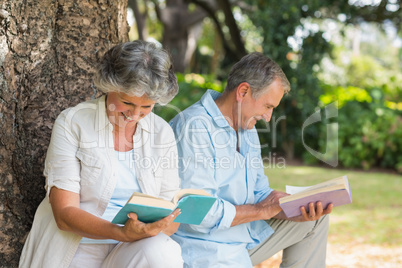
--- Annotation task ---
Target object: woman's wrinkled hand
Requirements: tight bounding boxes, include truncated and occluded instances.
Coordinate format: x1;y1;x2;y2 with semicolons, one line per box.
120;208;181;242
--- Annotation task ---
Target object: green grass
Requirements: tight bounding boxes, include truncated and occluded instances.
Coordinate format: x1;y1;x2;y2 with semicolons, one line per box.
264;164;402;246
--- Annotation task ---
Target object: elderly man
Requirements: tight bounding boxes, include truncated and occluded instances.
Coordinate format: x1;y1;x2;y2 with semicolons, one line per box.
169;52;333;268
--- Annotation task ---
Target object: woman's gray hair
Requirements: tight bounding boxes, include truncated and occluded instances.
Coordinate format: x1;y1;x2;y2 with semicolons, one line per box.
224;52;290;99
94;40;178;105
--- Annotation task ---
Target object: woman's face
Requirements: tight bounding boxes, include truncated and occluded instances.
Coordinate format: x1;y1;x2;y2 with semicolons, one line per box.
106;92;155;129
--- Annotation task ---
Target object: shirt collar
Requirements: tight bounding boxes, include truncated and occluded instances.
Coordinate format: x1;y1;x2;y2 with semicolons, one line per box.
137;113;152;133
95;95;109;132
200;89;231;128
95;95;151;133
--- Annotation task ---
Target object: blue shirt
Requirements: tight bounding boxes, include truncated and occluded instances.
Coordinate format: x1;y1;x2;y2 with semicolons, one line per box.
81;149;141;244
170;90;274;267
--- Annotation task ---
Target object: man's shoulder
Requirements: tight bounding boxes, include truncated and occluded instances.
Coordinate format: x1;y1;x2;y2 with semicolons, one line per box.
178;100;206;117
170;100;209;127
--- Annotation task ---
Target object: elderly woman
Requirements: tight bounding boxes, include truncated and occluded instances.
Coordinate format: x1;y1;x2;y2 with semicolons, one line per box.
19;41;183;268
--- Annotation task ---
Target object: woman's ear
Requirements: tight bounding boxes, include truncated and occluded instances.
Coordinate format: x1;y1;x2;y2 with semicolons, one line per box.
236;82;250;103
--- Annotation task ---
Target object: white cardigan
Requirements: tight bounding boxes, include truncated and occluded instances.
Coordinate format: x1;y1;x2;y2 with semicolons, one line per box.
19;96;180;268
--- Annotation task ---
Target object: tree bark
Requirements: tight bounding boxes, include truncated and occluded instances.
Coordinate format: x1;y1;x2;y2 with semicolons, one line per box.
128;0;148;40
152;0;207;72
0;0;128;266
218;0;246;58
189;0;246;67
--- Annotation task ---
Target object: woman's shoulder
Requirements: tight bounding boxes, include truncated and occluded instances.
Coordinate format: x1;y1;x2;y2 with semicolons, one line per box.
61;97;100;113
147;112;171;131
55;97;102;125
142;112;174;134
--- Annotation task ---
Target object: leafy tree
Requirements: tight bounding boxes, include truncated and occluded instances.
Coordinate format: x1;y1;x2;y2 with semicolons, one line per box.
128;0;249;72
238;1;332;159
133;0;400;160
239;0;401;160
316;20;402;171
129;0;401;167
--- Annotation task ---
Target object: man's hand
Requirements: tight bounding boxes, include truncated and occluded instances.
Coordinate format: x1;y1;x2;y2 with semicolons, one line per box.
255;190;289;219
278;202;333;222
298;202;333;222
231;190;289;226
120;208;181;242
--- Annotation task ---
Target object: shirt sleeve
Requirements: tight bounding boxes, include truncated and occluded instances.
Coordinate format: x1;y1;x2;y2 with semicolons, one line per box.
156;122;181;201
253;159;273;203
44;109;81;198
251;131;273;203
170;116;236;234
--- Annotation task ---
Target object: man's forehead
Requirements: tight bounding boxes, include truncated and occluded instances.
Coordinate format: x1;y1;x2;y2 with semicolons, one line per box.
259;82;284;106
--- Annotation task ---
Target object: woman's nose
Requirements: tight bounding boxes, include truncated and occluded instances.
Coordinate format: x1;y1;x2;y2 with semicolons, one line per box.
130;108;142;119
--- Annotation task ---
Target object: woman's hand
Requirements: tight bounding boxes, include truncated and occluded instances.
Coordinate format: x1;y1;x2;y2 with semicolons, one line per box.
50;187;181;242
120;209;181;242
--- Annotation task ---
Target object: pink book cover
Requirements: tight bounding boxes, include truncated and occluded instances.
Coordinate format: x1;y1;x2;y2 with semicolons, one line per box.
279;187;352;218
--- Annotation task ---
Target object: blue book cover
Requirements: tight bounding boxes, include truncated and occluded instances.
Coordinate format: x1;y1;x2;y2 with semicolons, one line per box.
112;190;217;225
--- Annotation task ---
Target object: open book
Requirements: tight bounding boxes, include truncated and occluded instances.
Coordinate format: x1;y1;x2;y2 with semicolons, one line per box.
111;189;217;225
279;176;352;218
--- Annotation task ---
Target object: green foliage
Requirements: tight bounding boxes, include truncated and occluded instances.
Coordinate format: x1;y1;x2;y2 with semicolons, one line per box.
318;23;402;102
337;101;402;171
153;73;224;122
320;85;373;107
314;21;402;172
243;1;334;159
344;55;402;102
303;98;402;172
147;1;402;172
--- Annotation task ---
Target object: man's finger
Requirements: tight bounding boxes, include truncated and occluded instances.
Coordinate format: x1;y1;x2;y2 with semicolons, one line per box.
316;202;324;215
309;202;316;218
300;206;309;220
324;203;333;214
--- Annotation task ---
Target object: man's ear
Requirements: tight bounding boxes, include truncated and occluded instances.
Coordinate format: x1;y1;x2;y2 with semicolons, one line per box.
236;82;250;103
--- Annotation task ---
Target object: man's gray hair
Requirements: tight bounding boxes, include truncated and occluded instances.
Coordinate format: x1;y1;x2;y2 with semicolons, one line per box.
224;52;290;99
94;40;178;105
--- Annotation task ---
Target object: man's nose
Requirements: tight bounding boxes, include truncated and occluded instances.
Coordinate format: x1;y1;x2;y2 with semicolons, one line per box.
262;111;272;122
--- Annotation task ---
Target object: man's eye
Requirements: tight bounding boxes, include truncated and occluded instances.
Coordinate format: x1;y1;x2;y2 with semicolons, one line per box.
123;102;132;105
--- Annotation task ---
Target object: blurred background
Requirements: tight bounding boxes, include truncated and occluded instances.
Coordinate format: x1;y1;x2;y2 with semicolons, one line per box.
126;0;401;267
127;0;401;173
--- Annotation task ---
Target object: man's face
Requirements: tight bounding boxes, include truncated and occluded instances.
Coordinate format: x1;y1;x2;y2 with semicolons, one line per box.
106;92;155;129
240;79;284;130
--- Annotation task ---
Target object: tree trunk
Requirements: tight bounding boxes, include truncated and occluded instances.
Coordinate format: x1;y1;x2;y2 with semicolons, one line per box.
218;0;246;58
0;0;128;266
128;0;148;40
153;0;206;73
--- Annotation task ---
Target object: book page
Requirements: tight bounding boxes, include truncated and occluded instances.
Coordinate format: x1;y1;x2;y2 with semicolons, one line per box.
295;176;347;194
280;176;348;203
130;192;162;200
128;192;175;210
172;189;211;205
286;185;313;195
